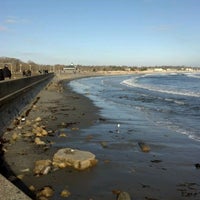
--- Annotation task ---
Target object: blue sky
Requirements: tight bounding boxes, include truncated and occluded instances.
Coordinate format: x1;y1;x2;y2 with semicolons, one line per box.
0;0;200;66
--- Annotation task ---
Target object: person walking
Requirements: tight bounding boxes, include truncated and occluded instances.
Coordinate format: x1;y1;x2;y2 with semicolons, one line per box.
0;68;4;81
3;64;11;79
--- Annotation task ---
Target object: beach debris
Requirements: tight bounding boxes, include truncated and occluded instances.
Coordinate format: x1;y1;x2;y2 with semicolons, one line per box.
52;148;98;170
112;190;131;200
60;189;71;198
36;186;54;199
138;142;151;152
34;159;52;176
20;168;30;172
21;116;26;122
195;163;200;169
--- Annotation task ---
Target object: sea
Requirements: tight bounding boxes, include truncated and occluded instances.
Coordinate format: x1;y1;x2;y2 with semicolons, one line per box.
69;72;200;142
52;72;200;200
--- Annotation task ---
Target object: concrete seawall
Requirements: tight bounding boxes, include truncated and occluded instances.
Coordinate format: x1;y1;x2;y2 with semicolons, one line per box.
0;73;54;136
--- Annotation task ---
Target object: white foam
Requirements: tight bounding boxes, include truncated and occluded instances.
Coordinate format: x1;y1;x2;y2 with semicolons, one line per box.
121;76;200;97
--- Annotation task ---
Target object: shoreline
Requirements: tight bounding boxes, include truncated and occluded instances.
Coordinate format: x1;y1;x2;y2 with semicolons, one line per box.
1;71;200;200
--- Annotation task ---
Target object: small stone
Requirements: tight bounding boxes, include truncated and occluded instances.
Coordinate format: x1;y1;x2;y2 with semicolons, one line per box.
29;185;35;191
35;137;46;145
60;189;71;197
138;142;151;152
37;186;54;198
33;126;48;137
195;163;200;169
100;141;108;148
34;160;52;175
25;120;32;126
71;127;79;131
23;132;33;137
59;133;67;137
17;174;24;180
12;132;19;141
35;117;42;122
117;192;131;200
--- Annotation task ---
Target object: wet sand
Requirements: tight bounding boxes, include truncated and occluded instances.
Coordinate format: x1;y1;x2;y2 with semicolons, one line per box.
2;71;200;200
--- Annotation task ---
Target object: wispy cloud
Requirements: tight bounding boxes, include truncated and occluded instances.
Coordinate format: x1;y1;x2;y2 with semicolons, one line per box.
5;19;18;24
4;16;29;24
150;24;174;32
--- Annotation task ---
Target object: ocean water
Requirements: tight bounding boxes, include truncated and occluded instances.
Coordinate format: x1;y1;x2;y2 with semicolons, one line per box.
69;73;200;142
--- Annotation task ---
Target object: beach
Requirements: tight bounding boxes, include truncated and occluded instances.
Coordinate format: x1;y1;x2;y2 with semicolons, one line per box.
2;71;200;200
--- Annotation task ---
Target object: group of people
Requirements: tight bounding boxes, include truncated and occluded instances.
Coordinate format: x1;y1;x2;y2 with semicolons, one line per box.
0;64;12;81
22;69;32;77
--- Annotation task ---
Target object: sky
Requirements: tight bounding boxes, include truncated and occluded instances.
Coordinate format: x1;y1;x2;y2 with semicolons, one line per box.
0;0;200;66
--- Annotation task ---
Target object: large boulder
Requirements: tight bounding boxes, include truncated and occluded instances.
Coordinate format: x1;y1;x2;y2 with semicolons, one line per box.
52;148;97;170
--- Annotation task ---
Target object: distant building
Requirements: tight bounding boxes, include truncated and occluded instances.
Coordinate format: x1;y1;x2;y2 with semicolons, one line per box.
63;63;76;71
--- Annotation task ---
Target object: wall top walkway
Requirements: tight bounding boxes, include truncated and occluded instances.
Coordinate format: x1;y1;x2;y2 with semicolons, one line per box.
0;174;32;200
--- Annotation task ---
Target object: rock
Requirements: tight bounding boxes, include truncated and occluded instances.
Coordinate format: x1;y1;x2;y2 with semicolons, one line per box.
195;163;200;169
35;117;42;122
34;159;52;175
151;159;162;163
59;133;67;137
113;190;131;200
23;131;33;137
36;186;54;198
60;189;71;197
52;148;98;170
117;191;131;200
71;127;79;131
12;132;19;141
35;137;46;145
32;126;48;137
17;174;24;180
100;141;108;148
29;185;35;192
25;120;32;126
138;142;151;152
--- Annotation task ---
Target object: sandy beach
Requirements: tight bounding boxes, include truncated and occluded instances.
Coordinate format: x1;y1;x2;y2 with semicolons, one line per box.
2;71;200;200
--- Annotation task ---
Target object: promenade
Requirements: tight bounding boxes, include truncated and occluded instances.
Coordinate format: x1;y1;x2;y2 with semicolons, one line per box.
0;174;31;200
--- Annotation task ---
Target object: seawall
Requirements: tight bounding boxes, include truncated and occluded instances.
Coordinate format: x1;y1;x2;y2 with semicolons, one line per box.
0;73;54;137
